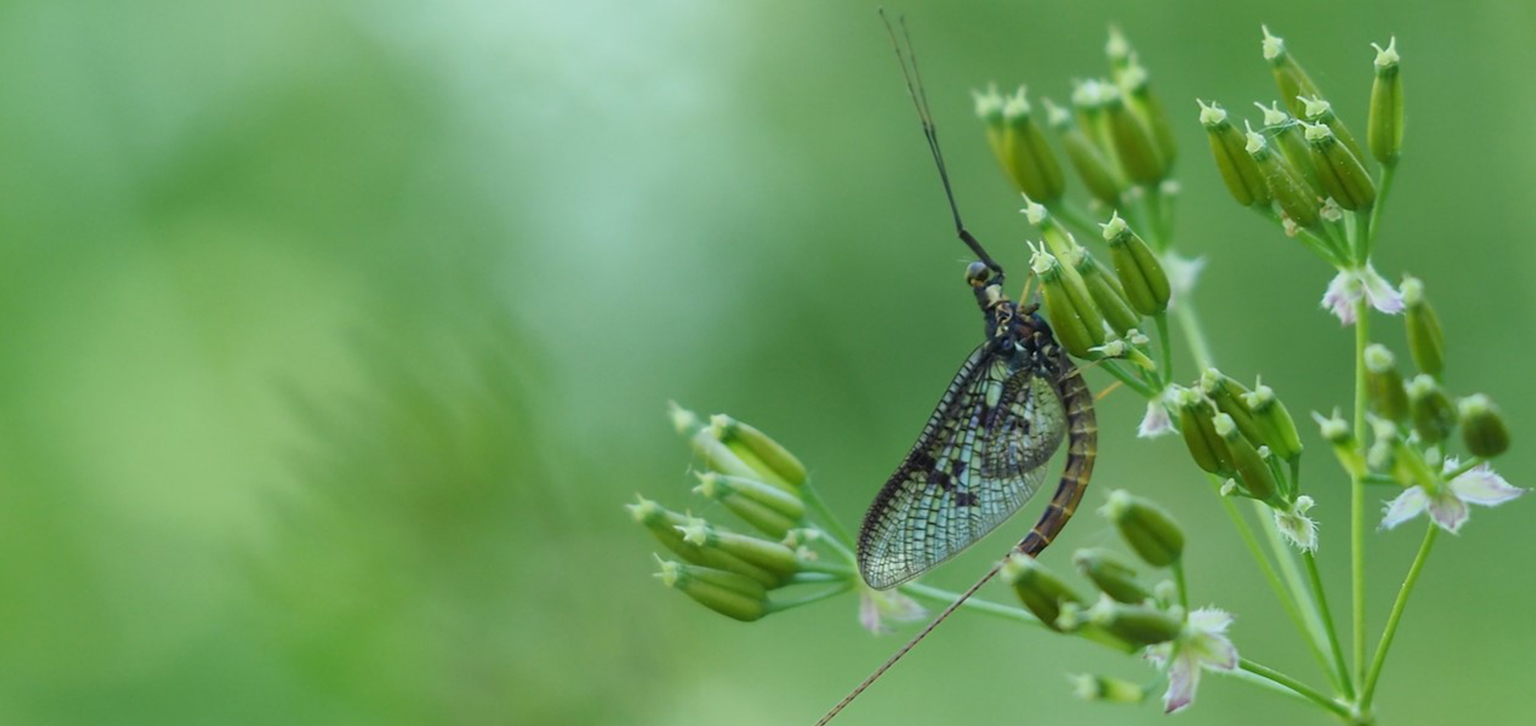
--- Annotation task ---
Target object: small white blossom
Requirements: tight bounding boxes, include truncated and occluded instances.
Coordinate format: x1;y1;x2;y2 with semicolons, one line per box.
1162;253;1206;310
1145;607;1239;713
858;587;927;634
1138;399;1174;438
1275;495;1318;551
1321;264;1404;325
1381;459;1525;534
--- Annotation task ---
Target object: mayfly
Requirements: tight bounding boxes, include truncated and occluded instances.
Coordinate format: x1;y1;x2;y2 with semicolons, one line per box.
814;13;1099;725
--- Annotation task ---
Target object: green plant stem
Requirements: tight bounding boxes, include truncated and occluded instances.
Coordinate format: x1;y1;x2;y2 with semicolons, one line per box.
1359;524;1438;711
1217;495;1334;680
1258;502;1339;687
1350;296;1370;688
1303;551;1355;700
803;480;857;551
1172;287;1214;370
1363;165;1397;260
1051;201;1102;240
1153;311;1172;385
1099;359;1159;398
1171;560;1190;612
1236;659;1354;721
899;582;1041;627
766;582;855;612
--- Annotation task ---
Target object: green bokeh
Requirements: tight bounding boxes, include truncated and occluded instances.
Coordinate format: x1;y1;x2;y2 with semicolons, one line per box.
2;0;1532;724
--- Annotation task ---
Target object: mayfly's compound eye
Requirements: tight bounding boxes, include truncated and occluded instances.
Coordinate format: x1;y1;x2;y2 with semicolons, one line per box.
965;261;992;287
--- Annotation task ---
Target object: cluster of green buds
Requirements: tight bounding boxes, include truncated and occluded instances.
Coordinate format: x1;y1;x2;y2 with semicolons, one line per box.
1319;280;1519;533
1003;490;1185;645
976;29;1178;214
1005;490;1240;712
1198;27;1402;269
1024;202;1169;366
628;404;829;621
1167;369;1314;545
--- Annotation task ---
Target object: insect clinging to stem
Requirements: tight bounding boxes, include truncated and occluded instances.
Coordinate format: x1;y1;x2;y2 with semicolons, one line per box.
813;11;1099;725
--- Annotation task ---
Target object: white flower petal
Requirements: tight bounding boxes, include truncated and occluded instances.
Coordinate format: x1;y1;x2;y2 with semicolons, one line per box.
1426;489;1469;534
1187;607;1234;636
1138;400;1174;438
1359;265;1404;316
858;589;926;635
1321;270;1359;325
1164;253;1206;296
1449;465;1526;506
858;590;884;634
1163;653;1200;713
1381;486;1428;529
1275;506;1318;552
1191;633;1239;671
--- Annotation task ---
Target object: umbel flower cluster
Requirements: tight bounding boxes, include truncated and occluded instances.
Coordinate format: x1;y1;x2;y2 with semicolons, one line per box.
630;25;1521;725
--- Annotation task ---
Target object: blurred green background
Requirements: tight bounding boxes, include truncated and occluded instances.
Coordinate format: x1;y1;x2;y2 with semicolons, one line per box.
2;0;1531;724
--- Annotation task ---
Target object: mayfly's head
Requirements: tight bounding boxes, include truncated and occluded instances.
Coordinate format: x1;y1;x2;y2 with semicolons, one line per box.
966;261;1015;334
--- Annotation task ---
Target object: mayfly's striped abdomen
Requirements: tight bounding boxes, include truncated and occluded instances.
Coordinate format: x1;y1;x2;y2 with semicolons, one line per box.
1018;351;1097;557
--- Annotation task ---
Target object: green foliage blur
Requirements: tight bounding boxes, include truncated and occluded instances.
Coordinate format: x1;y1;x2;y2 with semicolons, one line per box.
3;0;1532;724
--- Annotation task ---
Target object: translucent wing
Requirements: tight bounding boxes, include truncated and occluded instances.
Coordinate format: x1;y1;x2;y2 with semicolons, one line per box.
857;344;1068;590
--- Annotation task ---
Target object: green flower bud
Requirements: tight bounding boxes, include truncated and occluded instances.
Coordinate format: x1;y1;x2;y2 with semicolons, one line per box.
1120;56;1177;170
1072;80;1122;170
1101;212;1171;315
1001;552;1085;631
1401;277;1445;377
1199;100;1269;208
1303;122;1375;211
1105;85;1166;184
655;558;768;622
1407;375;1456;444
1246;126;1320;228
1201;369;1265;447
628;498;779;586
1099;489;1185;567
708;413;807;490
1032;246;1101;358
1255;101;1325;197
692;472;803;538
1364;344;1410;423
675;515;800;581
1368;38;1404;165
1105;26;1133;73
1243;383;1304;461
1073;247;1142;337
1262;26;1324;120
1175;387;1230;476
1074;548;1152;604
1045;98;1124;205
975;85;1009;164
1069;673;1148;704
1312;410;1367;479
984;86;1066;203
1298;95;1367;176
1215;413;1280;503
1028;220;1106;353
1087;596;1182;646
1459;394;1510;458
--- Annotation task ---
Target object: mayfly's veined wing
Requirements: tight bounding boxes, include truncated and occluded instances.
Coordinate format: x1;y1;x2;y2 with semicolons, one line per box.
857;344;1068;590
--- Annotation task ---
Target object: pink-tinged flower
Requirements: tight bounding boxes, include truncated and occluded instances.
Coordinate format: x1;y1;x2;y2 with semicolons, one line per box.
1321;265;1404;325
1138;397;1174;438
858;587;927;634
1381;459;1525;534
1145;607;1238;713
